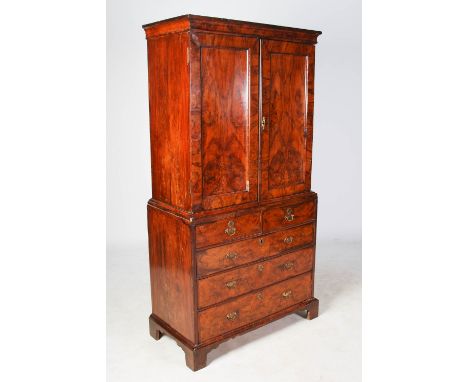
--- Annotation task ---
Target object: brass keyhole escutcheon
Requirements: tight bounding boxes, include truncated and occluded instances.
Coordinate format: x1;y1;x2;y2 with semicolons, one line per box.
225;220;236;236
258;237;264;245
225;252;238;260
257;264;264;272
226;311;238;321
256;292;264;300
284;236;293;244
284;208;295;222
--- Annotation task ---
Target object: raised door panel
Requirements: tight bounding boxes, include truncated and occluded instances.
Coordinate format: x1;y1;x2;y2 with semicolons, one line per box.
261;40;316;199
190;33;259;210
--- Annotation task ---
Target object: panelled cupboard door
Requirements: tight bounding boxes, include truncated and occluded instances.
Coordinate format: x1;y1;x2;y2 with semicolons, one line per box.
260;40;316;200
190;33;260;210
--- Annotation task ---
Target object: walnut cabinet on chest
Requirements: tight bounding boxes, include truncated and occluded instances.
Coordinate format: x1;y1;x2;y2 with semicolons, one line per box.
143;15;321;371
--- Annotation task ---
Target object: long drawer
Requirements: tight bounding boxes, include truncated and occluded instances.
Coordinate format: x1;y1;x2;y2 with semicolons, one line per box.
198;272;313;342
197;223;315;277
198;247;314;308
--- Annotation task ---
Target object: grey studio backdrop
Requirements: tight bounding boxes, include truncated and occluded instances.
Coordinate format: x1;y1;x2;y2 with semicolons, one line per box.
107;0;361;251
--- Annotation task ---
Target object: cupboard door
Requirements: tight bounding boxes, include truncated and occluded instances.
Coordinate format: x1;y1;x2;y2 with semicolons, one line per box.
260;40;316;199
190;33;259;210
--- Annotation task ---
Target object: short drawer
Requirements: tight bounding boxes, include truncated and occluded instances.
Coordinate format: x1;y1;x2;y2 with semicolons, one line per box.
263;200;317;233
198;247;314;308
198;272;312;342
195;212;261;248
267;223;315;255
197;235;268;277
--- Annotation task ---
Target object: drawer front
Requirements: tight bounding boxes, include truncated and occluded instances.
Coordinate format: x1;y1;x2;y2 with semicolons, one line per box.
199;272;312;342
195;212;261;248
197;235;268;277
263;200;317;233
267;223;315;255
198;247;314;308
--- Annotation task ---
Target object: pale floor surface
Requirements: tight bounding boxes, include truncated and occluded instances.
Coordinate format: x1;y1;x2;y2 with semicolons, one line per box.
107;241;361;382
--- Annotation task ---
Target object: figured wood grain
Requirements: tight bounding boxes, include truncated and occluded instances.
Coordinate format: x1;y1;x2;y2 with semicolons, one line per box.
198;247;314;308
198;272;313;341
197;234;268;277
197;222;315;277
261;40;316;200
143;15;321;371
195;211;261;248
201;47;248;196
263;200;317;233
147;206;195;342
191;32;259;210
267;223;315;254
146;32;191;210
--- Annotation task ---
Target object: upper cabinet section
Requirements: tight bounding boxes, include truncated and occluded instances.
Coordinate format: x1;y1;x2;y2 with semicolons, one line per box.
143;16;321;213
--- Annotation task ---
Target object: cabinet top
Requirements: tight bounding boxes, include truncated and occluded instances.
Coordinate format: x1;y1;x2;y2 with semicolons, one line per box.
142;14;322;44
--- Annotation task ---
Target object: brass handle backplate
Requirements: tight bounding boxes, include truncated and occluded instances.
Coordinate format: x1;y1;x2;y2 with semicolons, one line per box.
282;261;294;270
282;290;292;299
284;208;295;222
225;252;238;260
225;280;237;289
225;220;236;236
226;311;238;321
284;236;293;244
257;264;264;272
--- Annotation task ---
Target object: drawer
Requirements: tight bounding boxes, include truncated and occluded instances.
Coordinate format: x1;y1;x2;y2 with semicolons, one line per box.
197;235;268;277
267;223;315;255
198;272;312;342
263;200;317;233
198;247;314;308
195;212;261;248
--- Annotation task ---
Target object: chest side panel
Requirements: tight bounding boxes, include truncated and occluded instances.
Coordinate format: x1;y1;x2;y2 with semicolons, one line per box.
147;206;195;343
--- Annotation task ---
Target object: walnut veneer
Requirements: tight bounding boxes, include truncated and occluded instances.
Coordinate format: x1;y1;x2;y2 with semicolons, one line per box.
143;14;321;371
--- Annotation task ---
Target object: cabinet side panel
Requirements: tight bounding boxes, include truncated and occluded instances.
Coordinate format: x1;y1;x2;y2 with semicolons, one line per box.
147;32;191;210
147;206;195;342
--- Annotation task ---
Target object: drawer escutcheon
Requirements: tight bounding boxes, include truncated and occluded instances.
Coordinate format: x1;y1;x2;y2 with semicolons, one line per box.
225;280;237;289
226;311;238;321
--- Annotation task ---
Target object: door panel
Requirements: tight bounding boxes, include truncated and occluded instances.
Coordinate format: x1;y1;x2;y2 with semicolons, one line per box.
190;33;259;210
261;40;316;199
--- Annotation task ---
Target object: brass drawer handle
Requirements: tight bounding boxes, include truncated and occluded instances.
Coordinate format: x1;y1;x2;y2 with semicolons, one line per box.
257;264;264;272
282;290;292;299
225;220;236;236
284;208;295;222
225;280;237;289
226;311;238;321
284;236;293;244
282;261;294;270
225;252;238;260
